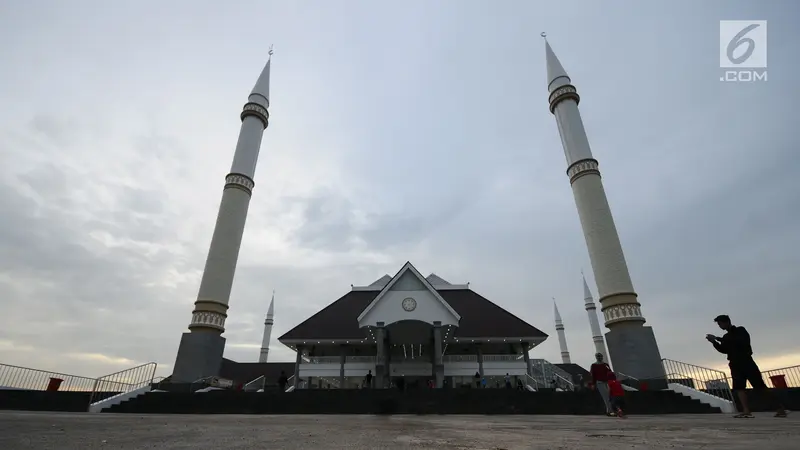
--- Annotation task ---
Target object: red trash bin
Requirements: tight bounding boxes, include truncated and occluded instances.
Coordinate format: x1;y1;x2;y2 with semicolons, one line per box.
46;377;64;391
769;375;788;389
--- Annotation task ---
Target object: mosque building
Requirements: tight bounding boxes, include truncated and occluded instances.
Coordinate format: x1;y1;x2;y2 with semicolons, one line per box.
172;39;665;389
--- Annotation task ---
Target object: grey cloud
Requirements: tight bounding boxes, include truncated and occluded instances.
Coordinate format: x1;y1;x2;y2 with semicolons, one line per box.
1;0;799;381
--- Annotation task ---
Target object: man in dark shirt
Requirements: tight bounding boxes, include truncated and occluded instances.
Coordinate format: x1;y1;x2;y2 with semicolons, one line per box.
590;352;613;415
707;314;786;418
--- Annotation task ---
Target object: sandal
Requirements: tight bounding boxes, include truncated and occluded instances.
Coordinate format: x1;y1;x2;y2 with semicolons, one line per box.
734;413;754;418
775;411;788;418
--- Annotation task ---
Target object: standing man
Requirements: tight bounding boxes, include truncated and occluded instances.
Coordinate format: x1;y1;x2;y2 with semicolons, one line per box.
277;370;288;392
364;370;373;389
590;352;614;416
707;315;787;418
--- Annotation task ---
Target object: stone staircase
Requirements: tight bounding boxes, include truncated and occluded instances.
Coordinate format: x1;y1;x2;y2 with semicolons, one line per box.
104;388;720;415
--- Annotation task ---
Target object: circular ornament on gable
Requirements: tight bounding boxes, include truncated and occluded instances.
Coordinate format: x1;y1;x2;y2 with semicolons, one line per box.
402;297;417;312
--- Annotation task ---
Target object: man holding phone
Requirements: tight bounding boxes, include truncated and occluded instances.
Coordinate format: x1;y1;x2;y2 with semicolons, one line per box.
707;314;787;418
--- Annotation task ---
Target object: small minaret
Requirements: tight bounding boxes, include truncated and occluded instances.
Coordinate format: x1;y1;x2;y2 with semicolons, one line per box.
172;48;274;383
583;273;608;362
259;292;275;363
544;37;664;379
553;299;572;364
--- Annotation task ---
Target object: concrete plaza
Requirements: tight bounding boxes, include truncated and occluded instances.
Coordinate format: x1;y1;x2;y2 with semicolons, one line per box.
0;411;797;449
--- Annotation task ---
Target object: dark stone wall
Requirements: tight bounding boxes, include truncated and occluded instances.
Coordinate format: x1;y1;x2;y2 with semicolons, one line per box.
107;389;721;415
605;325;666;381
732;388;800;412
0;390;120;412
171;332;226;383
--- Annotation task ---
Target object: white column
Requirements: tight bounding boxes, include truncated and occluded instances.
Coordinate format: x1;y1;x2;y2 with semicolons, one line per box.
583;275;608;361
259;293;275;362
553;301;572;364
187;59;273;334
433;321;444;388
171;56;273;384
545;41;645;329
544;40;665;381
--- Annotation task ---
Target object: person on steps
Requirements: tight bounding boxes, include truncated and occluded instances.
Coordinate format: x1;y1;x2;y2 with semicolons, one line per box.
707;314;787;418
277;371;288;392
590;352;614;416
364;370;373;389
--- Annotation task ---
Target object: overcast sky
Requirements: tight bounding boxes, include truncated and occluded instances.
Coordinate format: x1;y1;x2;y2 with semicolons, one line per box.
1;1;798;379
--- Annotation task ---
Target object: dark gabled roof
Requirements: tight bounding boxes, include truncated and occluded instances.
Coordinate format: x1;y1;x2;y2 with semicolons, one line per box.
439;289;546;338
555;363;591;383
279;290;377;340
219;358;295;385
278;289;547;341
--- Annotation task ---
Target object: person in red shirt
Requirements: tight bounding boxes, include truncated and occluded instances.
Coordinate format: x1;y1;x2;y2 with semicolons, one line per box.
590;353;613;415
607;372;627;418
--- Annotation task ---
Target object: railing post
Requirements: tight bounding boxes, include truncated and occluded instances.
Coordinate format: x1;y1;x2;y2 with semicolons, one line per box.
88;378;100;408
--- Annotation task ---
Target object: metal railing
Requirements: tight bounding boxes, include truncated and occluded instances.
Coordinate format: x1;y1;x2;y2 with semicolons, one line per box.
302;356;340;364
88;362;158;405
189;375;234;392
529;365;574;391
661;359;734;402
443;355;478;363
760;364;800;388
523;373;546;390
527;359;574;391
0;363;98;392
715;364;800;389
615;371;640;391
345;356;376;363
483;354;522;362
243;375;265;392
150;376;168;390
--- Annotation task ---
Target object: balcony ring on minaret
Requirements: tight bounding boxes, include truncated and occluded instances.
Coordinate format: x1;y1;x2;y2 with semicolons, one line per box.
548;84;580;114
240;102;270;128
566;158;600;185
188;310;227;332
225;173;255;196
602;302;646;326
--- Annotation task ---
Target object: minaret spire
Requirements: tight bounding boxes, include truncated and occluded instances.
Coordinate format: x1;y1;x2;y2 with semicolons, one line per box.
172;54;274;383
582;272;608;362
250;45;273;108
545;39;665;381
259;291;275;363
553;298;572;364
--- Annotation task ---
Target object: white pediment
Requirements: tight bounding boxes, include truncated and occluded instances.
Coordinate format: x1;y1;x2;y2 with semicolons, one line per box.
357;262;460;328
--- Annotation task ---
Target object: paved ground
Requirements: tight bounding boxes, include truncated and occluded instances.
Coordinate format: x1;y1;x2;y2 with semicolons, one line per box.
0;412;797;449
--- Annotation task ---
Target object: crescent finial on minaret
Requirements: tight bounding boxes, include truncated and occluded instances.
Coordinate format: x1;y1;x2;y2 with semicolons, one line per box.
541;32;547;39
269;44;274;57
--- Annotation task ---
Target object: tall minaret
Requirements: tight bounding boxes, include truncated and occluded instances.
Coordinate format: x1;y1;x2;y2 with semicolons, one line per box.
544;38;665;380
553;300;572;364
583;273;608;362
259;292;275;363
172;49;274;383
